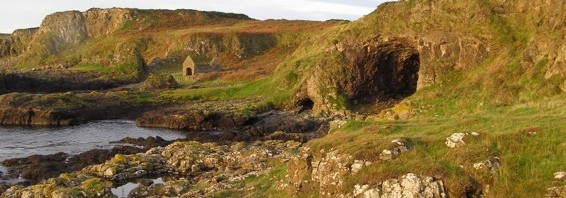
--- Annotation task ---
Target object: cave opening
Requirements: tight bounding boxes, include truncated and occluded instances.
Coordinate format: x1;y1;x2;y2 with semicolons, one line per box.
296;98;314;113
350;40;420;113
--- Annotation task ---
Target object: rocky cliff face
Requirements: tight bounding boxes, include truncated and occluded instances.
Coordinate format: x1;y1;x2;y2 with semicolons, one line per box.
24;8;253;57
0;8;257;69
180;33;277;59
295;0;566;115
30;11;88;55
84;8;136;38
0;28;37;59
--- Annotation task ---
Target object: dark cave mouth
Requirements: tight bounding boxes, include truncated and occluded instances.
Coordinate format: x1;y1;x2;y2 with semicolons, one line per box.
350;40;420;111
297;98;314;113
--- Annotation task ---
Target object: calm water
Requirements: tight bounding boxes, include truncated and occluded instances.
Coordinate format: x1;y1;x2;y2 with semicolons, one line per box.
0;120;186;162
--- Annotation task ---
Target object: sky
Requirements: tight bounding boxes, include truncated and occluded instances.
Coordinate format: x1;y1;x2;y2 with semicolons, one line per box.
0;0;390;34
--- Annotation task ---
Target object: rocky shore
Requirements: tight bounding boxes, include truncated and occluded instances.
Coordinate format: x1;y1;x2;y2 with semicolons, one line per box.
1;140;302;197
0;106;327;195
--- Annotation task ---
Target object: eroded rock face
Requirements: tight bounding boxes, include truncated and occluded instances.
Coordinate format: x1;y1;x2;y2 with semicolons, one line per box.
299;0;566;116
304;37;421;115
0;28;37;59
84;8;136;38
182;33;277;59
342;37;420;105
30;11;88;55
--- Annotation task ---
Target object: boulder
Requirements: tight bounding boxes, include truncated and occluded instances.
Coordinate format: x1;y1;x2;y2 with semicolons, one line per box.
445;133;467;148
354;173;447;198
379;139;410;160
555;172;566;180
473;157;501;173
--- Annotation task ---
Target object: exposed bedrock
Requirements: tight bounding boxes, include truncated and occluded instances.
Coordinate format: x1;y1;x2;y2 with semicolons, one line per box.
1;146;145;182
135;109;249;131
0;105;139;127
136;109;326;141
0;108;76;127
302;35;490;115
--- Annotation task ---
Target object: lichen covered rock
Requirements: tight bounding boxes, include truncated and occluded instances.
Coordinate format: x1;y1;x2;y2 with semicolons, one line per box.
354;173;447;198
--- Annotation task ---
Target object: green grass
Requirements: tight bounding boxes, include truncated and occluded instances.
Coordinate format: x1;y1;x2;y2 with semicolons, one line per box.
211;164;290;198
305;92;566;197
162;75;293;105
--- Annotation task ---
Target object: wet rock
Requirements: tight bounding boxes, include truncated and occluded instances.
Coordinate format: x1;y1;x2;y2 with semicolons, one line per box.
445;133;467;148
135;107;252;131
115;136;171;148
1;146;144;182
68;146;145;169
1;152;69;181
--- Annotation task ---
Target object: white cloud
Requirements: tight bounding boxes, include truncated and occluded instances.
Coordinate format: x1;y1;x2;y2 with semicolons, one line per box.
0;0;388;33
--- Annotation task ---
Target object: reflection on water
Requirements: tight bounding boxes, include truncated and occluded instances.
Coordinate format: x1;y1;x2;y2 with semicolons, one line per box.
0;120;186;162
0;120;187;183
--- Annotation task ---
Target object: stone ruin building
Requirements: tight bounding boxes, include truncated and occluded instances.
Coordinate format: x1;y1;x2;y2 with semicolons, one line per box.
182;56;221;76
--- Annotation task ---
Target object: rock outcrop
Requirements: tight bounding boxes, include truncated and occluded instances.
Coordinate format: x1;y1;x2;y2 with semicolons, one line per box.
30;11;88;55
20;8;252;58
1;140;302;198
0;107;73;126
0;28;37;59
181;32;277;59
286;140;420;198
295;0;566;115
0;91;148;127
135;108;251;131
353;173;447;198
